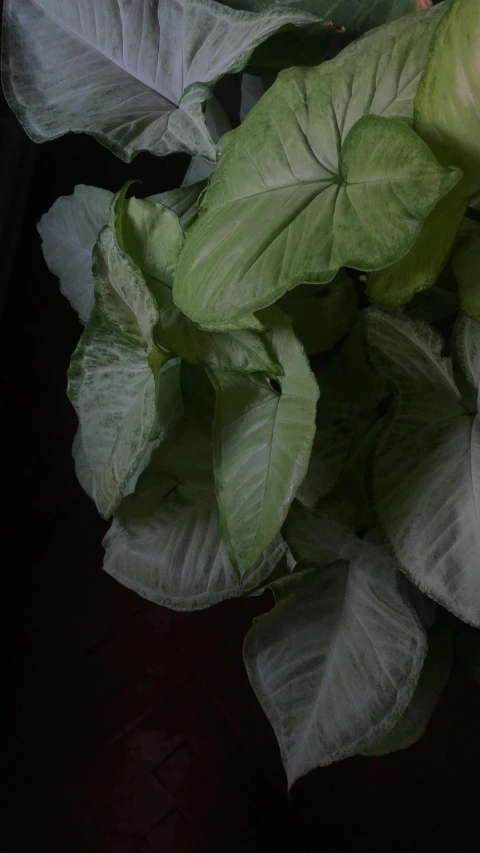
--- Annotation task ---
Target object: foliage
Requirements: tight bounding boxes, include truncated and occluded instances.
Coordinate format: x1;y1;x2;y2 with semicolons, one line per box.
6;0;480;785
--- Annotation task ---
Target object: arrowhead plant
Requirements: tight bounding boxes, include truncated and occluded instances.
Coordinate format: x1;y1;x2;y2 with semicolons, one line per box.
6;0;480;785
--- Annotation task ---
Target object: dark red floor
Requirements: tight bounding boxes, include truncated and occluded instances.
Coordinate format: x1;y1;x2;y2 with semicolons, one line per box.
3;123;480;853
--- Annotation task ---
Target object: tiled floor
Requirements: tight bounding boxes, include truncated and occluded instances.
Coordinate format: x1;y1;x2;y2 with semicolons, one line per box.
3;127;480;853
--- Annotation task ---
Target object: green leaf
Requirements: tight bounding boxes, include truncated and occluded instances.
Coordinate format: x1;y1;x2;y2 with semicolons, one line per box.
452;236;480;323
2;0;317;162
367;183;467;305
68;226;164;518
72;358;184;502
244;515;426;786
415;0;480;192
149;182;207;232
103;425;287;609
366;309;480;626
209;309;319;575
278;271;358;355
37;185;113;324
115;194;280;374
174;4;458;329
360;622;453;756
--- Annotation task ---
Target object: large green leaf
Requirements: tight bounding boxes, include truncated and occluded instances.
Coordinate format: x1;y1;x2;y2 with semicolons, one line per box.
68;225;165;518
245;513;426;785
103;425;287;609
209;309;319;576
116;194;280;375
366;309;480;626
415;0;480;193
173;4;458;329
360;622;453;756
2;0;317;162
452;236;480;322
37;185;113;324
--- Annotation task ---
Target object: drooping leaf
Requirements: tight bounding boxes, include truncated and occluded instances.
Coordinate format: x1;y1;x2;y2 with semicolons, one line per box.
452;236;480;323
37;185;113;324
278;271;358;355
115;194;281;374
2;0;317;162
367;183;467;305
103;425;287;609
209;309;319;576
68;226;165;518
415;0;480;193
245;513;426;786
174;4;458;329
360;622;453;756
366;309;480;626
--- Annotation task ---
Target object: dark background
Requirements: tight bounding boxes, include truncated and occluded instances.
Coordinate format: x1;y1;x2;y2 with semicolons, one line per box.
1;84;480;852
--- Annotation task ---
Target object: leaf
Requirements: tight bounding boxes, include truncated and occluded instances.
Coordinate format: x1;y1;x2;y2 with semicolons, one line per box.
244;515;426;785
148;182;207;232
2;0;317;162
415;0;480;192
103;425;287;609
116;194;281;374
360;622;453;756
367;183;467;305
452;236;480;323
366;309;480;626
72;358;184;502
181;97;231;187
174;4;458;329
278;271;358;355
68;226;164;518
37;185;113;323
224;0;418;33
209;309;319;576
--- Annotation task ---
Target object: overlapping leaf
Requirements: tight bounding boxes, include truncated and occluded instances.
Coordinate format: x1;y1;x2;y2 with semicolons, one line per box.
209;309;319;575
245;511;426;786
366;309;480;626
173;4;458;329
2;0;317;161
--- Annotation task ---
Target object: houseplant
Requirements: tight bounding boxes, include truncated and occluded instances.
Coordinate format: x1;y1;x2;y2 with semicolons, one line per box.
3;0;480;787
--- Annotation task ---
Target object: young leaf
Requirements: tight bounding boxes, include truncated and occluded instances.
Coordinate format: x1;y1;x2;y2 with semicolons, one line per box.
116;194;280;374
209;309;319;576
360;622;453;756
2;0;317;162
278;271;358;355
38;185;113;324
452;236;480;323
366;309;480;626
149;182;207;232
103;426;287;609
415;0;480;192
244;515;426;786
68;226;164;518
174;4;458;329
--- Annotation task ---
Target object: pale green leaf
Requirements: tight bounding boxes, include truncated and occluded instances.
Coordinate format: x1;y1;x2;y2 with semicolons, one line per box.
37;185;113;323
209;309;319;575
278;271;358;355
174;4;457;329
245;515;426;786
415;0;480;192
103;425;287;609
68;226;164;518
2;0;317;162
148;182;207;232
452;236;480;323
366;309;480;626
360;622;453;756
